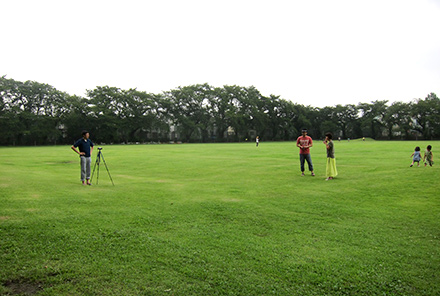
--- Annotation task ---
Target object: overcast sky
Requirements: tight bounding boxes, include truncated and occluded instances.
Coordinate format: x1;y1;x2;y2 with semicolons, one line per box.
2;0;439;107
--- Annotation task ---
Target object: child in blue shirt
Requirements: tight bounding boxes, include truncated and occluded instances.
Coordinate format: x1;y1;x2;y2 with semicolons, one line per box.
410;146;421;167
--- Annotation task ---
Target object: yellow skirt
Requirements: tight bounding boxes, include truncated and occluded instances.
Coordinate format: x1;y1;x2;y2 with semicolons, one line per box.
326;158;338;178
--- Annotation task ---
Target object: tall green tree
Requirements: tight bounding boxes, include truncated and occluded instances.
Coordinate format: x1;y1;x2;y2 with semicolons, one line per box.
425;93;440;139
275;99;301;140
63;95;92;143
221;85;252;142
116;89;162;143
383;101;412;139
412;93;440;140
358;100;388;139
244;86;270;140
165;84;213;142
209;86;234;142
332;104;360;139
262;95;287;140
316;106;338;139
87;86;123;143
0;76;69;145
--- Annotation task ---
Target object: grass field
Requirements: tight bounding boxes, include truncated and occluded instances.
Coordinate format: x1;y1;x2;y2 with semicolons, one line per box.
1;140;439;295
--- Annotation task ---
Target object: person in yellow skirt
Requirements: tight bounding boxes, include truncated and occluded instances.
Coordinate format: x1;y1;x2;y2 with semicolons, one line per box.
323;132;337;181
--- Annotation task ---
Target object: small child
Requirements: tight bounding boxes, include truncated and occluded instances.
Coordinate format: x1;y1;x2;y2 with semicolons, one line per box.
423;145;434;167
410;146;421;167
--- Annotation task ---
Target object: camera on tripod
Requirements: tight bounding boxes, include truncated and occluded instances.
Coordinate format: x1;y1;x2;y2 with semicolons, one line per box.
91;147;114;185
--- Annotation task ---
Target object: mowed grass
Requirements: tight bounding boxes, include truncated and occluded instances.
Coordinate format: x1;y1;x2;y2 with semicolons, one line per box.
0;140;439;295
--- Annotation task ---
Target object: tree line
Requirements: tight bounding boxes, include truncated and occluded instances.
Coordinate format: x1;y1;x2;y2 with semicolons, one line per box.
1;76;439;146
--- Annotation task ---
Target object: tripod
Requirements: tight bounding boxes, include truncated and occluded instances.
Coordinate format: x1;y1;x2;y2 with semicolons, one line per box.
91;148;114;185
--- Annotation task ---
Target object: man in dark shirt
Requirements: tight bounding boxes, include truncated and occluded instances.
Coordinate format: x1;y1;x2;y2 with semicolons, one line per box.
71;130;94;185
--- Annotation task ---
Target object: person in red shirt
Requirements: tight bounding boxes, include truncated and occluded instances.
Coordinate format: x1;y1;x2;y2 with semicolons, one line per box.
296;129;315;176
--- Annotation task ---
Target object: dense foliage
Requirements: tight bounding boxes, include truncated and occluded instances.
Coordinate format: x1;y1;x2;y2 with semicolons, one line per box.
1;76;439;145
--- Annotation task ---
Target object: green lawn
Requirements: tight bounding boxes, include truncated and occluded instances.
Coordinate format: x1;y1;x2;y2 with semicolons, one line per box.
1;140;439;295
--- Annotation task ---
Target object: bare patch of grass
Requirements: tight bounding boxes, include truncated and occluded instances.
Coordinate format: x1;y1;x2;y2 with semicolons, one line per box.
3;279;43;295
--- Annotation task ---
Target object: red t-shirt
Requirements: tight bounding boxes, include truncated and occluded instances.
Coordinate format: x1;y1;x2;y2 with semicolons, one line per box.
296;136;313;154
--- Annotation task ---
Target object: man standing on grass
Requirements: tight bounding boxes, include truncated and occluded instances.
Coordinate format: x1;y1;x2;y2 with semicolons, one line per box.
296;129;315;176
71;130;94;185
